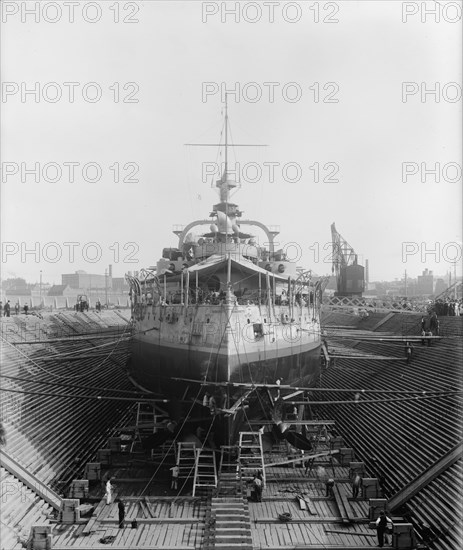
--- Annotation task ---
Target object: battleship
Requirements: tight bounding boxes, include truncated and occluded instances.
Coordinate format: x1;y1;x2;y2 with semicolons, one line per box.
126;102;327;444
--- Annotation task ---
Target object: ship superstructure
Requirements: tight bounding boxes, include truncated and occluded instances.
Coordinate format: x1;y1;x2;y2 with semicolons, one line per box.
126;102;326;442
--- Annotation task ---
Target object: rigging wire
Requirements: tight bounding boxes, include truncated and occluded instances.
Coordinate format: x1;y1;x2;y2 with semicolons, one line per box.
0;320;132;381
0;374;155;396
0;386;168;403
169;378;459;395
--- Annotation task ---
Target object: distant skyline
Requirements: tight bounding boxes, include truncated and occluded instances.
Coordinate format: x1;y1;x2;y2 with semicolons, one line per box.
2;1;461;285
2;265;460;288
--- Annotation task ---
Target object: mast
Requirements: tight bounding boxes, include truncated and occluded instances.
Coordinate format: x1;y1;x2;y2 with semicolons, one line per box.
224;94;229;243
224;93;228;182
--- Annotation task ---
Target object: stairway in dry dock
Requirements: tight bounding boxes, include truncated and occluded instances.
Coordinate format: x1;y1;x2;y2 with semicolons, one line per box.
208;496;253;549
202;448;253;550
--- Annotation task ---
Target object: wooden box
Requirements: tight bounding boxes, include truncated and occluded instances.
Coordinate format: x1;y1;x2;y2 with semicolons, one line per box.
30;525;52;550
338;448;354;466
363;478;380;498
97;449;112;466
349;461;365;478
392;523;415;549
108;437;122;452
68;479;89;499
330;436;344;450
369;498;388;520
59;499;81;524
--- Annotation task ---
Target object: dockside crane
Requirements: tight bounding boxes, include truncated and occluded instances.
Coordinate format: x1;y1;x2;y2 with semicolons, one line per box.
331;223;365;297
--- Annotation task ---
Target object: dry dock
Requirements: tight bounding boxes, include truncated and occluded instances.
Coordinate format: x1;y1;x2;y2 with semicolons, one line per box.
1;309;462;550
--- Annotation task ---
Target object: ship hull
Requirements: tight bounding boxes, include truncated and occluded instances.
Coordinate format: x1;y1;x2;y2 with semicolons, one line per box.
130;336;321;393
129;334;322;442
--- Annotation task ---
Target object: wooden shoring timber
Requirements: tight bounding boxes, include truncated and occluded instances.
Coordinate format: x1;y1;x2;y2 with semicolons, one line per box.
173;377;448;395
123;496;202;502
282;390;304;400
252;517;369;524
99;517;204;524
10;334;131;344
325;333;442;342
323;527;376;537
328;355;403;361
247;420;335;426
332;484;355;524
264;450;339;468
221;388;255;414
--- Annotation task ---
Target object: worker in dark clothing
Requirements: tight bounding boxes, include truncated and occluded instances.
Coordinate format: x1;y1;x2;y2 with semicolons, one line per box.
421;330;426;345
325;477;335;497
426;331;433;346
23;303;29;315
4;301;11;317
117;499;125;528
405;342;413;364
252;473;263;502
375;510;393;547
352;474;363;499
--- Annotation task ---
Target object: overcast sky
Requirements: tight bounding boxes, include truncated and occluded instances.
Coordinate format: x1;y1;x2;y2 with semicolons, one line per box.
1;0;461;285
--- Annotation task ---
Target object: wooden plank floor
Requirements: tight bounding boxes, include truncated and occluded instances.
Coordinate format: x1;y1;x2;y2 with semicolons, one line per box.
32;437;386;549
250;455;381;549
51;498;205;549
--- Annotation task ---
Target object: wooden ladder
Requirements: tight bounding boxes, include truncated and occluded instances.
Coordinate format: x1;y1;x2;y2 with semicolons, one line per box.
130;402;167;454
177;442;197;481
237;432;266;485
193;448;217;497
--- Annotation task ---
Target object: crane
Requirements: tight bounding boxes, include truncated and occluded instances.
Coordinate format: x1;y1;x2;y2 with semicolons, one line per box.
331;223;365;297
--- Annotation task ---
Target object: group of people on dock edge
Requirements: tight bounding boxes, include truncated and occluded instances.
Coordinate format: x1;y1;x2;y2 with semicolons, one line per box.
0;300;24;316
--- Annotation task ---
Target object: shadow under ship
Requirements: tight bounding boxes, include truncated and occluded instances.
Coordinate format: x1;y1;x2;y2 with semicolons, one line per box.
126;104;327;445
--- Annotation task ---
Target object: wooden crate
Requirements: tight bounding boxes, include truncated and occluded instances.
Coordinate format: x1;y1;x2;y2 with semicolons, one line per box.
330;436;344;450
363;478;380;498
97;449;112;466
338;448;354;466
392;523;415;549
108;437;122;452
349;461;365;478
84;462;101;480
30;525;52;550
59;499;80;524
369;498;388;520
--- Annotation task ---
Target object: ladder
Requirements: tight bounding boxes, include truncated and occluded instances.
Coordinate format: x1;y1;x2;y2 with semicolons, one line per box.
177;442;197;481
237;432;266;486
130;402;168;455
192;448;217;496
